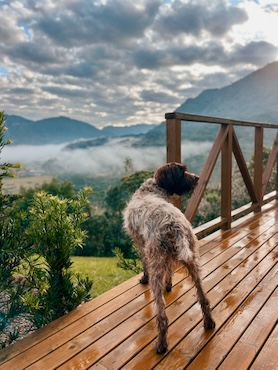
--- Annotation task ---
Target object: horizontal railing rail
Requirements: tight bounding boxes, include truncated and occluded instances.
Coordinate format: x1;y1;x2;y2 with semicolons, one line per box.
165;112;278;237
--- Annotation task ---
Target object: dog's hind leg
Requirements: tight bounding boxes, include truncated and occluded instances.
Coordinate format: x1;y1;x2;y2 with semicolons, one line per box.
183;259;215;330
139;250;149;285
147;252;169;354
165;256;173;292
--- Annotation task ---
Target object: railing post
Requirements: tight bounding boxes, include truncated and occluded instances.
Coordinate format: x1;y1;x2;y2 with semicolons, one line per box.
276;153;278;199
166;117;181;208
221;124;232;229
254;127;264;212
166;118;181;163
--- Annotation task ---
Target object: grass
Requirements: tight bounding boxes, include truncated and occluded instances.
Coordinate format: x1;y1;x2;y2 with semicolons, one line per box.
70;256;138;298
2;176;54;195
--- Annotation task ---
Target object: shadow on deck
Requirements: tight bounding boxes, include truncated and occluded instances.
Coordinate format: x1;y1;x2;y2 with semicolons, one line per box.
0;200;277;370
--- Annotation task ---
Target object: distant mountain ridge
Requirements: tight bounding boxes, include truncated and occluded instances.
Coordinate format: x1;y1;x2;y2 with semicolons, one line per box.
139;61;278;147
4;115;156;145
179;61;278;122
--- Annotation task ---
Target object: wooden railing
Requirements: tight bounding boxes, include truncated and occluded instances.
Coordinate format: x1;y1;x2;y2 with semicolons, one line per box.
165;112;278;237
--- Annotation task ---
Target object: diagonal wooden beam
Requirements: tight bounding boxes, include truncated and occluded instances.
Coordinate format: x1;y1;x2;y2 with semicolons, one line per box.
232;128;258;204
185;124;229;223
262;131;278;196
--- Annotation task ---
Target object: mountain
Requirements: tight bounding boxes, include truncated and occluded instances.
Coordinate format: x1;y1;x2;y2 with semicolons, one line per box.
4;115;156;145
4;116;101;145
101;124;156;137
139;61;278;147
179;61;278;122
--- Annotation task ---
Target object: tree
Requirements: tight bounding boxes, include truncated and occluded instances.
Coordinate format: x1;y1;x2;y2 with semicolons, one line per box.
80;170;153;257
25;188;93;323
0;112;29;346
0;112;93;345
0;111;25;287
0;111;22;207
12;178;78;213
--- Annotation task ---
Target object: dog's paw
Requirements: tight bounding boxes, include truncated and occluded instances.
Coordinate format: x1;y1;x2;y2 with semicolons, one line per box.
156;341;168;354
165;283;172;292
204;316;216;330
140;275;149;285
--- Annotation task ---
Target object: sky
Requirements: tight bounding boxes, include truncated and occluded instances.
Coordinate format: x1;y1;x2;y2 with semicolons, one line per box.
1;0;278;128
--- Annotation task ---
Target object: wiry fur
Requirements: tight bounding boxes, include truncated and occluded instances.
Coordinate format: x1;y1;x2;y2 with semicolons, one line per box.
123;162;215;354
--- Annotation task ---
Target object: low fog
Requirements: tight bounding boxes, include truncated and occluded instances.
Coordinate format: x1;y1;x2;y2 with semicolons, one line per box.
2;137;212;176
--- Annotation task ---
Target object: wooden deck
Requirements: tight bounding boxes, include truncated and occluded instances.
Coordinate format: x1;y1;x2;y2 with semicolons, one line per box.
0;201;277;370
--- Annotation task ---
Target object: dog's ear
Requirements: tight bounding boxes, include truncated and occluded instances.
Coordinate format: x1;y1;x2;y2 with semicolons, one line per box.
155;162;188;195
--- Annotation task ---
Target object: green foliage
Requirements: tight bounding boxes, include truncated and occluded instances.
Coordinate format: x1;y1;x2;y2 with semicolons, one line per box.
191;185;221;227
232;146;276;209
58;174;120;209
25;188;93;323
79;170;153;257
1;113;94;346
113;247;142;274
12;178;78;213
0;112;30;347
0;112;22;181
0;112;22;210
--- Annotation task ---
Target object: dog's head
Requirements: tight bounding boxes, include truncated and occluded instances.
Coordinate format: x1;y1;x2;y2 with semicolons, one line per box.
154;162;199;196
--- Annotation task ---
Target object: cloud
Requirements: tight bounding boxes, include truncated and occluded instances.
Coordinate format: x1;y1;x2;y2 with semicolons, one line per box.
230;41;278;65
0;0;277;128
33;0;160;47
154;0;248;38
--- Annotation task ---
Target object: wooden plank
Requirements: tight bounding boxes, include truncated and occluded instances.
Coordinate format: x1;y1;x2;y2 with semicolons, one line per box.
195;194;275;236
249;323;278;370
165;112;278;129
218;288;278;369
200;202;277;255
200;219;277;270
194;217;227;237
186;286;278;370
198;202;275;251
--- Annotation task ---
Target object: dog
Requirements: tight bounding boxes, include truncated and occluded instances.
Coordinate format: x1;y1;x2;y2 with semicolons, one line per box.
123;162;215;354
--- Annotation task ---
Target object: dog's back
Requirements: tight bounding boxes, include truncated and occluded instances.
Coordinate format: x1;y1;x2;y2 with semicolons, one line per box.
123;178;195;257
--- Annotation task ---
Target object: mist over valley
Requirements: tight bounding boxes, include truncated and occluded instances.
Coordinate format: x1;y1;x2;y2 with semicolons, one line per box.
2;137;213;177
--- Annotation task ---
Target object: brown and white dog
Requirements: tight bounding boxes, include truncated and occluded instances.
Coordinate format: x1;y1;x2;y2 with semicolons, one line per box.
123;162;215;354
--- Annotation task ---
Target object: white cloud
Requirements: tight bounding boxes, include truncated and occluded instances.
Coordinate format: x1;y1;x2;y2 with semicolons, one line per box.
0;0;277;128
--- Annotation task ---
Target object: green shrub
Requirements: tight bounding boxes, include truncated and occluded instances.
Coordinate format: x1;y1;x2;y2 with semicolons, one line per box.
24;189;93;324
